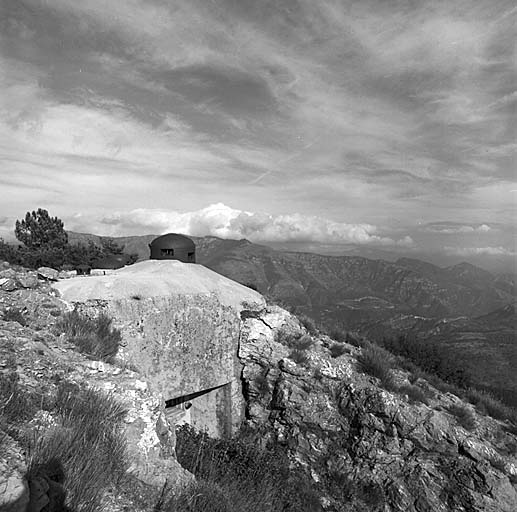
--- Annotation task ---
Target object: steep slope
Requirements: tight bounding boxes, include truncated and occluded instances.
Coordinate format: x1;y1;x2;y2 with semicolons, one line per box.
238;304;517;511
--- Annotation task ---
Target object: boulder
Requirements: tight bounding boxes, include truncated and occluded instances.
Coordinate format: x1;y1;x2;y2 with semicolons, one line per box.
1;278;18;292
37;267;59;281
17;274;39;289
0;268;16;279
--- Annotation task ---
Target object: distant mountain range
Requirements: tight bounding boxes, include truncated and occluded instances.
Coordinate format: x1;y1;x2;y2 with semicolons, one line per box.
68;231;516;403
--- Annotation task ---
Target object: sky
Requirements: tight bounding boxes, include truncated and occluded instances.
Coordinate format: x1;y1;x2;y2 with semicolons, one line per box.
0;0;515;272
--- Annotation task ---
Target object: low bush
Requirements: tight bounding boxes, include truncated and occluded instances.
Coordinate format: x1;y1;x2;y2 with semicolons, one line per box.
274;327;301;347
382;335;471;389
397;384;430;405
446;403;476;431
329;343;348;358
55;310;122;362
2;307;27;326
289;348;310;366
174;425;322;512
466;388;517;424
297;314;317;335
26;382;128;512
0;372;39;432
295;334;314;350
357;343;395;389
328;328;347;343
255;368;271;397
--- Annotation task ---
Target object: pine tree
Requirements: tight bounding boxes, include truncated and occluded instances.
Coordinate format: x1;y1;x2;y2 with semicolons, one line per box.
15;209;68;249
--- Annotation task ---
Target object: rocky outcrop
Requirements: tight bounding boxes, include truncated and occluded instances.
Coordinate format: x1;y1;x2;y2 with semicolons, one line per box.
238;305;517;511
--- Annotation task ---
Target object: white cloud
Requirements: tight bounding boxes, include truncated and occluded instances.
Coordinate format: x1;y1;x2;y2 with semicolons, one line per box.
424;223;493;234
445;246;514;256
97;203;414;246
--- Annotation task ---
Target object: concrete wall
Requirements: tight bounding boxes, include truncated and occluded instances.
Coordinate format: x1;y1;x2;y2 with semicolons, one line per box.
74;293;245;437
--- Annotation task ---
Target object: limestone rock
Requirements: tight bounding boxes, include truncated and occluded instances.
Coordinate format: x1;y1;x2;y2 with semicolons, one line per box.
17;273;39;289
37;267;59;281
0;436;30;512
238;305;517;511
1;278;17;291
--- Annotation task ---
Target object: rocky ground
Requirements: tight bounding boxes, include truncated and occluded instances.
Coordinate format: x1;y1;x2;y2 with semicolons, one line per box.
238;305;517;511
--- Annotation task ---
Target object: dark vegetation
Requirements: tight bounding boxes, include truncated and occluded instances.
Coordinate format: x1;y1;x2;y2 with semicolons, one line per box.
0;208;137;270
357;343;396;390
0;375;128;512
171;424;322;512
329;342;348;358
381;334;471;388
297;313;317;334
2;306;27;326
275;328;315;367
446;403;477;431
54;310;122;363
327;324;517;424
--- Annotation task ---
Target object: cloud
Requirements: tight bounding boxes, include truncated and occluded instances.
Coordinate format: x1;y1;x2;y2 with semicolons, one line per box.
423;222;493;234
0;0;513;266
445;246;514;257
97;203;414;246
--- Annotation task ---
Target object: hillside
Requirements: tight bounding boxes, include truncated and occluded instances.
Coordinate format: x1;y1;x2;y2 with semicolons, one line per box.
1;260;516;511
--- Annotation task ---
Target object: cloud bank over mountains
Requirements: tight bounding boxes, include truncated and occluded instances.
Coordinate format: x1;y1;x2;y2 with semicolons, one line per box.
98;203;415;247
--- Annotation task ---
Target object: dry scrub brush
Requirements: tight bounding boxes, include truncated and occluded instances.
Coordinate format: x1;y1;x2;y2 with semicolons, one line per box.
171;425;322;512
54;309;122;362
26;382;128;512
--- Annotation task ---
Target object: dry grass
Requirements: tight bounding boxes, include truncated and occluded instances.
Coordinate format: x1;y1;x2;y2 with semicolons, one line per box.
26;382;128;512
446;403;476;431
465;388;517;424
172;425;321;512
54;310;122;362
0;372;40;432
329;343;348;358
2;307;27;326
297;314;317;335
357;343;395;389
397;384;430;405
288;348;310;366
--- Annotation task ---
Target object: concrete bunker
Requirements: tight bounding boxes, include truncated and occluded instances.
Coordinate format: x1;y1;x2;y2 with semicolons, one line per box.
165;382;233;437
149;233;196;263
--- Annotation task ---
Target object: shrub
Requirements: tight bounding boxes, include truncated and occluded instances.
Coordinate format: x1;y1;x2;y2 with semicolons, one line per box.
382;335;471;388
296;334;314;350
55;310;122;362
397;384;430;405
174;425;322;512
329;343;348;358
328;328;346;343
466;388;517;424
357;344;395;388
289;348;310;366
255;368;270;397
446;403;476;431
2;307;27;326
297;314;317;334
26;382;128;512
0;372;39;429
